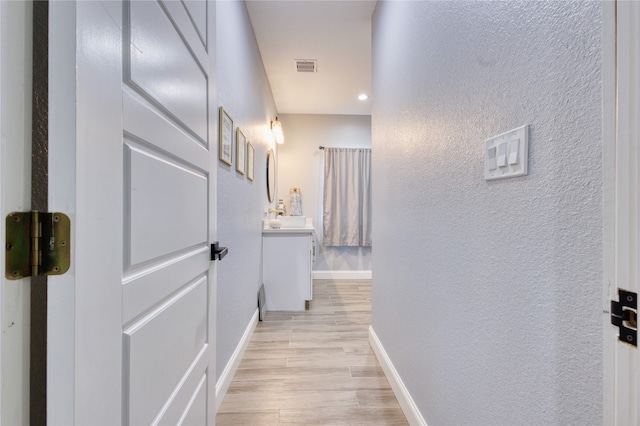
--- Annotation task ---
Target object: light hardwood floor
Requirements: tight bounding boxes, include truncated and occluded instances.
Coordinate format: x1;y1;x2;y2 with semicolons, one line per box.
216;279;408;425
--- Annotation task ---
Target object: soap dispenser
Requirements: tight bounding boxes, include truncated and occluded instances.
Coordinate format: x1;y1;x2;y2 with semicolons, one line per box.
276;199;286;216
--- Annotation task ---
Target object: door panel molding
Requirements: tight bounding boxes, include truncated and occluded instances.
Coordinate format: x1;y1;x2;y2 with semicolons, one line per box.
124;277;207;425
182;0;207;48
122;248;208;324
125;142;208;266
161;0;208;55
126;0;208;144
123;91;210;170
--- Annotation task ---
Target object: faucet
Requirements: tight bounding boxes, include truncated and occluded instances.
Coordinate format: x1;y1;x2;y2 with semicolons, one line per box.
268;209;285;216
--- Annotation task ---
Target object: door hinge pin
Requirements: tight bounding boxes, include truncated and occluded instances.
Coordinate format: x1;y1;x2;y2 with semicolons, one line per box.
31;211;41;276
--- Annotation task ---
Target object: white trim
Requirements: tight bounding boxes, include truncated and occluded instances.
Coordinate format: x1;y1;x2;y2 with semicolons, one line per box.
215;308;259;411
369;326;427;426
0;2;33;424
312;270;372;280
604;1;640;423
601;0;616;422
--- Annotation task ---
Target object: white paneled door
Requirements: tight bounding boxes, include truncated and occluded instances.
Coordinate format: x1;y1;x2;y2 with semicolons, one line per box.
48;1;217;424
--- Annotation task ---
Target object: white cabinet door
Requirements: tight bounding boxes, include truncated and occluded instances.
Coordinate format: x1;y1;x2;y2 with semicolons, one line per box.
47;1;217;424
263;233;312;311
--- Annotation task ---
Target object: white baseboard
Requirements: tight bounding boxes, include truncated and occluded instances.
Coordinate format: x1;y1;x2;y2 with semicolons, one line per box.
312;270;372;280
215;308;259;411
369;326;427;426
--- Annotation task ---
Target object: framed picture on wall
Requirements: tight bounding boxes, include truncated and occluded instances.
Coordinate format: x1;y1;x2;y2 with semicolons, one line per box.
236;127;246;175
247;142;255;181
219;107;233;165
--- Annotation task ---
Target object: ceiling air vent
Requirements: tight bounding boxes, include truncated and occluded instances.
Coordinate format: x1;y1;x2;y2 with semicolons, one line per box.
295;59;317;73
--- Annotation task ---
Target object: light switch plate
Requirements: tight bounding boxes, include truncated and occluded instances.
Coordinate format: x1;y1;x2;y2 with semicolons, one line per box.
484;124;528;180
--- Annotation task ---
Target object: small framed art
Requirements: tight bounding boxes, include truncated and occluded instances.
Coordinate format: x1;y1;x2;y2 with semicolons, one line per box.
236;127;246;174
247;142;255;181
219;107;233;165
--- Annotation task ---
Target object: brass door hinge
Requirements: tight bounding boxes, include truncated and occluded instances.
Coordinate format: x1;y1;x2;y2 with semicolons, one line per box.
5;211;70;280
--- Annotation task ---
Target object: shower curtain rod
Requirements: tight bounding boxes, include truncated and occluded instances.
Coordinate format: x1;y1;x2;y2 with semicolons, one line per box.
319;146;325;150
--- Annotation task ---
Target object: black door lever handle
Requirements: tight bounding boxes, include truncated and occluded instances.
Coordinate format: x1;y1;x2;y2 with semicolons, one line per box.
211;242;228;261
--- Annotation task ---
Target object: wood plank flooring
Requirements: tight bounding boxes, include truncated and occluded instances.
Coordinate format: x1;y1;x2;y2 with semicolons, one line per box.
216;279;408;425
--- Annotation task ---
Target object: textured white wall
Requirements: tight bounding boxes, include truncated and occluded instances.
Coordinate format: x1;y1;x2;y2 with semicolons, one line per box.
277;114;372;272
215;0;277;380
371;1;602;424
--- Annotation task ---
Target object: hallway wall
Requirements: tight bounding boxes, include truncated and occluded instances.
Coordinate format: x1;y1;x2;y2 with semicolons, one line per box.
276;114;372;273
215;0;277;381
370;1;602;424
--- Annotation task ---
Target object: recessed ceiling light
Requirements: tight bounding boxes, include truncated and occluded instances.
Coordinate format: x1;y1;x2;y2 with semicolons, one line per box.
358;94;369;101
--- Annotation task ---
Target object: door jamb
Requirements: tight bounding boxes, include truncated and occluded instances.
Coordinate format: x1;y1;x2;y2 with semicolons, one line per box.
603;0;640;423
602;0;616;421
0;1;33;424
30;1;49;423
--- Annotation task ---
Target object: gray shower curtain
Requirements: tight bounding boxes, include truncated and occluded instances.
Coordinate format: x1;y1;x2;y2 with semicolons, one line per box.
322;147;372;246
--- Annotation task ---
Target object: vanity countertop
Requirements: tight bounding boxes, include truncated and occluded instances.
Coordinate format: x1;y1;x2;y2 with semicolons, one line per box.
262;225;315;234
262;218;315;234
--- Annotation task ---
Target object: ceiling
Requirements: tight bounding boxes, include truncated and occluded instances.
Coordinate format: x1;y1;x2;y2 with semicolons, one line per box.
245;0;376;116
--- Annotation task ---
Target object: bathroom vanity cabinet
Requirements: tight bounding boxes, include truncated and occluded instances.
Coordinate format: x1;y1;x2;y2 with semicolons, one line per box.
262;227;314;311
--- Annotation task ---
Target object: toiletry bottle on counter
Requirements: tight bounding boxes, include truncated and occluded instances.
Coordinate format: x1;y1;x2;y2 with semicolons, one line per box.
277;199;286;216
289;187;302;216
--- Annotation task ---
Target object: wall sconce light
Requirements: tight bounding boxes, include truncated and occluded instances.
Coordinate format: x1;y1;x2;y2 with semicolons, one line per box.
271;117;284;144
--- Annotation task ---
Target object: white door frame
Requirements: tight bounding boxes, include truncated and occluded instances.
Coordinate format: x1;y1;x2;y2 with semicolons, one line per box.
0;1;33;424
603;0;640;423
602;1;616;420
